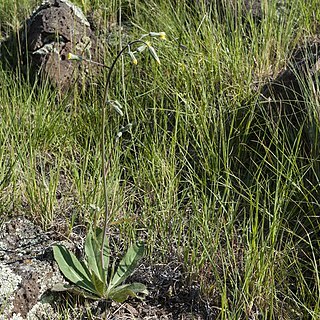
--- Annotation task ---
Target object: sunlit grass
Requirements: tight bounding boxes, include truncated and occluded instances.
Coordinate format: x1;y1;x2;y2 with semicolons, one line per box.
0;0;320;318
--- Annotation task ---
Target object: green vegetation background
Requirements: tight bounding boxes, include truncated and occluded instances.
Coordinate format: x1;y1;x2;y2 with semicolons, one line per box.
0;0;320;318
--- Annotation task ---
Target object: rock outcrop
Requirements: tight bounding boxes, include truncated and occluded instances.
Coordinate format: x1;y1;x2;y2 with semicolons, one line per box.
256;38;320;155
1;0;104;93
0;217;66;319
260;38;320;122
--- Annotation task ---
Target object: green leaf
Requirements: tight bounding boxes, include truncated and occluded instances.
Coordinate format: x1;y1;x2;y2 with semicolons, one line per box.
85;230;104;283
95;228;110;280
109;242;144;289
53;245;96;294
51;283;100;300
85;231;99;277
91;272;105;297
109;283;148;303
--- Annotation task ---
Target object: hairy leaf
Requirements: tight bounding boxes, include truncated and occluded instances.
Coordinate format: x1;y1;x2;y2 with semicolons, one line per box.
85;229;104;282
91;272;105;297
109;242;144;289
51;283;100;300
108;282;149;303
53;245;95;294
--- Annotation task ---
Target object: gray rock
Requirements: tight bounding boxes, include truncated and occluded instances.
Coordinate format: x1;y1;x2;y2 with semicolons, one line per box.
20;0;103;93
0;217;66;319
256;37;320;154
261;38;320;114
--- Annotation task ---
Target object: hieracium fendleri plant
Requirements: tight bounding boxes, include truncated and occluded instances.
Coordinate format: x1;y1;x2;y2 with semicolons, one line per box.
52;32;166;302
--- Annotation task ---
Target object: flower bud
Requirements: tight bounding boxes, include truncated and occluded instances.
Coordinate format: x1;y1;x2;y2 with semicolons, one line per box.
116;131;123;139
149;32;166;40
109;100;124;117
116;123;132;140
136;44;147;53
128;50;138;65
147;44;161;64
67;52;83;61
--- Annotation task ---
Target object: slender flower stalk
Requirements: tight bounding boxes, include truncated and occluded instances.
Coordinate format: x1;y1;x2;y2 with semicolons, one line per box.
100;39;155;270
65;32;164;286
70;35;165;270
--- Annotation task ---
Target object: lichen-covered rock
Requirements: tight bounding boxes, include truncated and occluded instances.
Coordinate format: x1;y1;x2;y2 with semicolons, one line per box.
21;0;104;93
0;217;66;319
0;266;22;319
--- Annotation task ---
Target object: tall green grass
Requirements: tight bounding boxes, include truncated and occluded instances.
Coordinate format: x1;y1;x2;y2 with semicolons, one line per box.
0;0;320;318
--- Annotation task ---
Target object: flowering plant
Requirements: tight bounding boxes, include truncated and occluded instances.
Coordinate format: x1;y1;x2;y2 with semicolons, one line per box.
53;32;165;302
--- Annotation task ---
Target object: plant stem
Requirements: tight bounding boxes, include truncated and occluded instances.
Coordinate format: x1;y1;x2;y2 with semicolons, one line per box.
100;39;148;270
